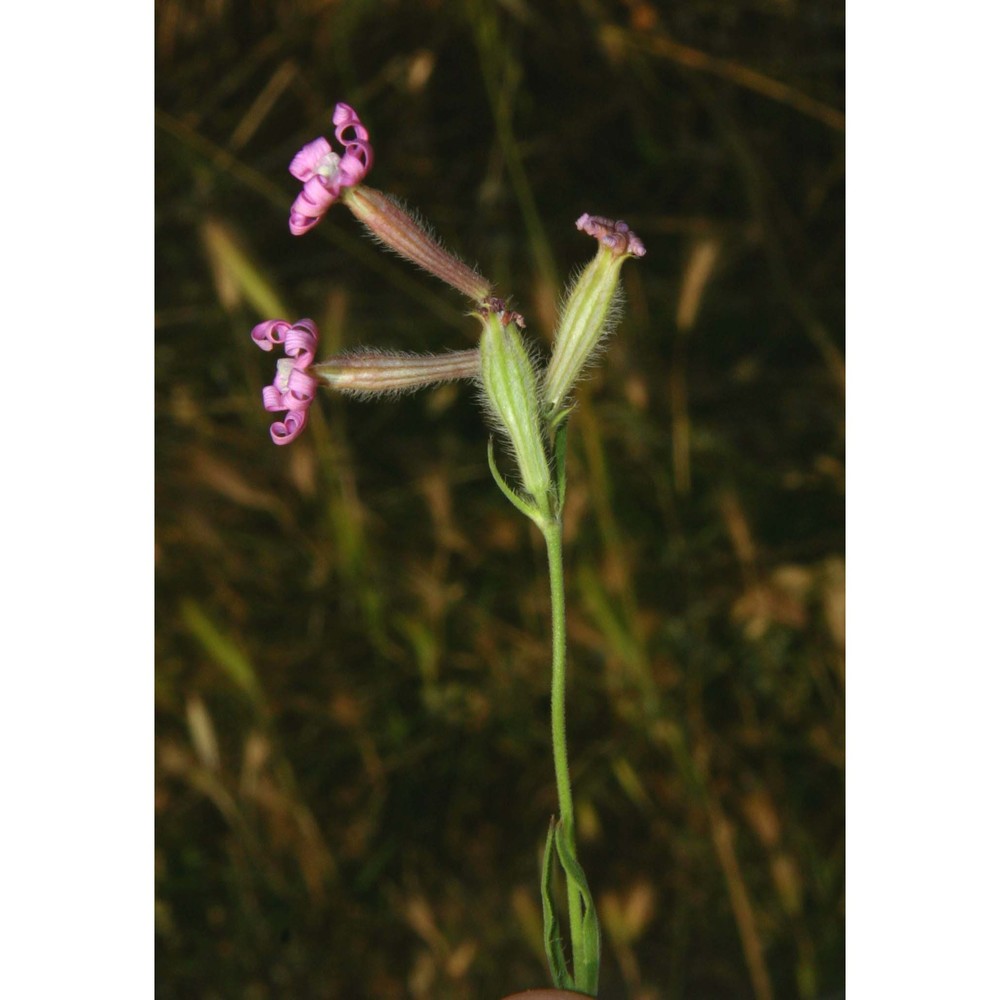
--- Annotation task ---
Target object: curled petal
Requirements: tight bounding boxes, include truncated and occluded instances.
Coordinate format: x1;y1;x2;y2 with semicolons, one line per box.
283;368;318;410
289;136;333;181
262;383;285;411
251;319;291;351
289;175;339;234
289;209;321;236
284;321;319;366
332;103;369;144
331;103;372;189
336;143;372;188
294;174;339;214
269;410;310;446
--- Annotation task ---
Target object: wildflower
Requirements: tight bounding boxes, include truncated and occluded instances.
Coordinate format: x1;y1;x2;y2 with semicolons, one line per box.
288;101;498;306
541;214;646;420
251;319;320;445
288;103;373;235
252;316;485;443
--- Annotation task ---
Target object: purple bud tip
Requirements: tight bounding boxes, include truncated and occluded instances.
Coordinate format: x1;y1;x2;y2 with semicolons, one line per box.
483;295;526;329
251;318;321;444
287;103;373;236
576;213;646;258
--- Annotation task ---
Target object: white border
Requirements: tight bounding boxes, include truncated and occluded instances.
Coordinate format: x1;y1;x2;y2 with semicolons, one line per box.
0;2;153;995
848;0;1000;994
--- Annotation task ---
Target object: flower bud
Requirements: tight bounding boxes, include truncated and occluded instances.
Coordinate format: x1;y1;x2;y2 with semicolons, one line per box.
542;214;646;418
478;311;552;511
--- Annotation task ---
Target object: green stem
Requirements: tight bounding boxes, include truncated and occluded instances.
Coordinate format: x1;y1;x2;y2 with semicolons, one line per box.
542;515;585;972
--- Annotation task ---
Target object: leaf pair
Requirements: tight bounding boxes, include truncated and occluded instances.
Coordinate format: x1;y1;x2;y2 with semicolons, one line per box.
541;819;600;996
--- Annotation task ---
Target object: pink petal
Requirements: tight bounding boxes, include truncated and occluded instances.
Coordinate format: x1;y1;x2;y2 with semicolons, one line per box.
289;210;320;236
270;410;309;445
335;142;372;188
289;137;333;181
251;319;290;351
332;103;369;145
283;368;318;409
293;317;319;338
262;384;285;411
289;175;339;235
296;174;340;212
284;321;318;366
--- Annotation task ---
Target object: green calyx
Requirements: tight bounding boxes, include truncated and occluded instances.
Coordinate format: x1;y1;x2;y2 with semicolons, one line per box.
478;312;552;516
542;245;627;421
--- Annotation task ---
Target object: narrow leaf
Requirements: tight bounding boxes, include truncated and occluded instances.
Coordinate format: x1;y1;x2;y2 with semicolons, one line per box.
541;819;573;989
487;437;544;526
554;823;601;996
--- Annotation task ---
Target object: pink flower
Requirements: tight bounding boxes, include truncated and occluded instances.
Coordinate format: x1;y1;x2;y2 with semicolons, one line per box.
251;319;320;445
288;103;373;235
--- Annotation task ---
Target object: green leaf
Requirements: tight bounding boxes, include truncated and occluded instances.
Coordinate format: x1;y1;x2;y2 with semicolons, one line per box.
487;437;545;527
541;819;573;989
554;823;601;996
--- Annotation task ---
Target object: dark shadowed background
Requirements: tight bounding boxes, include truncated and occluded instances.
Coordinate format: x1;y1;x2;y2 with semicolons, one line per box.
155;1;844;997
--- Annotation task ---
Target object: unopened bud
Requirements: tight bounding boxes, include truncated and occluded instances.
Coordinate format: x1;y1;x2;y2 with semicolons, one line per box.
542;214;645;418
478;312;552;511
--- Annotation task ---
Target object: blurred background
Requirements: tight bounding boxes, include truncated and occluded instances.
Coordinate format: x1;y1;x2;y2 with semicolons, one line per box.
155;1;844;997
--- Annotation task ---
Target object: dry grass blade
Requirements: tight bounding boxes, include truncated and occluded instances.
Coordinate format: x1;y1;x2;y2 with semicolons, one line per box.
601;25;845;132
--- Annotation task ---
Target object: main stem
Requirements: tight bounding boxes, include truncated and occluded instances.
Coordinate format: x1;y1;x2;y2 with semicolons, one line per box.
542;515;585;972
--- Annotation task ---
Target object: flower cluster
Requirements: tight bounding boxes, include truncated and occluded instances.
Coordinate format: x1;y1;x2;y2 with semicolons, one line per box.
288;104;373;235
253;101;500;447
251;319;319;444
252;100;645;461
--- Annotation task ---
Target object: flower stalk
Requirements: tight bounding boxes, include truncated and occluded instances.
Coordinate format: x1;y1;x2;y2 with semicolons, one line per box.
541;514;585;966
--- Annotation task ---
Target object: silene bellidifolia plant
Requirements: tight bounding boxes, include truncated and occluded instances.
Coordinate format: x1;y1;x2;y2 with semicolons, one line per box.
251;102;645;996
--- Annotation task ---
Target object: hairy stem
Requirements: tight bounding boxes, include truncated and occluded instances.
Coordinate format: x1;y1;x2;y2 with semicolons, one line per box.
543;515;585;972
